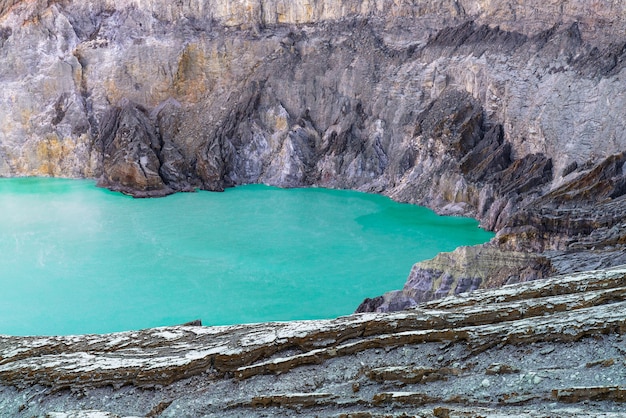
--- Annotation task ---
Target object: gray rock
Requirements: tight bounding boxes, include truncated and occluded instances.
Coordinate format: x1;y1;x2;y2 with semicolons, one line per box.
97;100;172;197
0;264;624;416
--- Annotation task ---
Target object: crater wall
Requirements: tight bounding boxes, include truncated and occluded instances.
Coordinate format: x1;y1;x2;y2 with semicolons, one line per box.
1;0;625;304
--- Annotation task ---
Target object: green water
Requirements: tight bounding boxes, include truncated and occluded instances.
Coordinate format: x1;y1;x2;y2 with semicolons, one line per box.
0;178;493;336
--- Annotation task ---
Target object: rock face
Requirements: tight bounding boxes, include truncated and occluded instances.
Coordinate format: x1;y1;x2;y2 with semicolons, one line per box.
0;265;624;416
1;0;625;294
358;246;555;313
96;100;173;197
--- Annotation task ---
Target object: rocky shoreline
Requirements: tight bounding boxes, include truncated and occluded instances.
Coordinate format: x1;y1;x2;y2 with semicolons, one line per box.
0;0;625;415
1;265;625;416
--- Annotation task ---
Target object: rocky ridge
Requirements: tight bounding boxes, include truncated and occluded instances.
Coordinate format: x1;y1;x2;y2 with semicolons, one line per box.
0;265;624;416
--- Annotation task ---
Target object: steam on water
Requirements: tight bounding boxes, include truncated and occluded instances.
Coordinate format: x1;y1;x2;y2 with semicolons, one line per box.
0;178;493;336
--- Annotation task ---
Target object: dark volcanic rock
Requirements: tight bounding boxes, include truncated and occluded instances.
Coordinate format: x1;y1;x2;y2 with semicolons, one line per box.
491;153;552;197
496;153;626;252
97;101;173;197
460;124;511;182
152;99;195;192
542;152;626;206
414;89;484;158
0;0;626;415
355;296;385;314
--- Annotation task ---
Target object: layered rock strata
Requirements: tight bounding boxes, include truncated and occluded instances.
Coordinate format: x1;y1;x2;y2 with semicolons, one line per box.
0;265;624;416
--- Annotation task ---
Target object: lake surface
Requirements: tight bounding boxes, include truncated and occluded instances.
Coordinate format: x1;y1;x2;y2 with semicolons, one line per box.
0;178;494;336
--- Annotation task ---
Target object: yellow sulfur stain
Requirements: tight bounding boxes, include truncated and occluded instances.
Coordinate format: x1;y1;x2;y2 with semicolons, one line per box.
35;135;76;176
274;114;288;132
20;109;31;126
174;43;210;102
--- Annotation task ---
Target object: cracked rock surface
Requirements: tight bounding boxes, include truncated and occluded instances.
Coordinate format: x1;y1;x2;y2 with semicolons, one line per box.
0;266;624;416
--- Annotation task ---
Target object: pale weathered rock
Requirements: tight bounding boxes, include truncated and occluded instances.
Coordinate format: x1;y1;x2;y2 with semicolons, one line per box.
0;265;624;416
361;245;555;312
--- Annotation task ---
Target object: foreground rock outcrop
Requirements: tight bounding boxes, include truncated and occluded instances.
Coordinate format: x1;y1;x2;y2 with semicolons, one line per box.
0;265;624;416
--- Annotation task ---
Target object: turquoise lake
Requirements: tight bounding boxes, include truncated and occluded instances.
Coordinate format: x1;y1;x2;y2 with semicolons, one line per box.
0;178;494;336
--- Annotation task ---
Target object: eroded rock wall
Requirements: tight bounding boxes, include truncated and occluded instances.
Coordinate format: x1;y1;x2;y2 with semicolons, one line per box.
1;0;626;303
0;3;625;413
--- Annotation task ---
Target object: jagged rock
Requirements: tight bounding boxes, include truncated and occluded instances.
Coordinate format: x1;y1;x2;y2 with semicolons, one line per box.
152;99;195;192
414;90;484;159
459;125;511;183
363;246;554;311
1;0;624;207
1;1;626;414
494;153;626;251
491;153;553;198
544;153;626;206
97;101;172;197
354;296;385;314
180;319;202;327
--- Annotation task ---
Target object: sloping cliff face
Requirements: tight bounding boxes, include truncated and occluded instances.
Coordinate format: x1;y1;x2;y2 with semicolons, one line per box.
1;1;626;296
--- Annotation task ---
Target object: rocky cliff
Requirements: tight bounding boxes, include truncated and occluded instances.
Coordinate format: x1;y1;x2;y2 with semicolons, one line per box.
2;0;626;302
